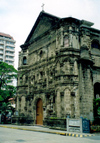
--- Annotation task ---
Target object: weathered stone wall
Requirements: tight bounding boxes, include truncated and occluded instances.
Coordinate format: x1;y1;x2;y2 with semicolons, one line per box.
17;12;100;124
79;63;94;120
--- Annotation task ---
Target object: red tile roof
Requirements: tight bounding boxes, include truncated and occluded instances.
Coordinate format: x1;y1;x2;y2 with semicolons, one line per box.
0;32;14;40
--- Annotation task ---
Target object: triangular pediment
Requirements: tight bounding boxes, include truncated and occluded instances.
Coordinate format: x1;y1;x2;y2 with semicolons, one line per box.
25;11;60;44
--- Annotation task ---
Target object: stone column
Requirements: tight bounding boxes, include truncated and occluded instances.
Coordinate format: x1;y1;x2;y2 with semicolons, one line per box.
16;97;19;111
69;26;73;47
56;91;61;117
73;61;78;75
74;88;80;118
21;96;25;113
64;88;71;117
60;27;64;47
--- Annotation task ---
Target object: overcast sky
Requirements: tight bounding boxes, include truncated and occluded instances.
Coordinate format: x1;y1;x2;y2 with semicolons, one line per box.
0;0;100;69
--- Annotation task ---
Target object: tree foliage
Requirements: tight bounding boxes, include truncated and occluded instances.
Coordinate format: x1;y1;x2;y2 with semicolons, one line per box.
93;98;100;125
94;98;100;116
0;62;17;114
0;62;17;89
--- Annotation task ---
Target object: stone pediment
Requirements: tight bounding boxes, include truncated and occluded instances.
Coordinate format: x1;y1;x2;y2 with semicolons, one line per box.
25;11;60;44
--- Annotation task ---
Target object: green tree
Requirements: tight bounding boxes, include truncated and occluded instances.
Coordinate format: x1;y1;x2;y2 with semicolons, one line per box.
94;98;100;116
93;98;100;125
0;62;17;115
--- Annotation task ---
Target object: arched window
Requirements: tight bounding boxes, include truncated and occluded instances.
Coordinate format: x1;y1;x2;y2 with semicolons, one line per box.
39;50;44;58
94;82;100;99
40;50;43;57
23;57;27;65
91;40;100;49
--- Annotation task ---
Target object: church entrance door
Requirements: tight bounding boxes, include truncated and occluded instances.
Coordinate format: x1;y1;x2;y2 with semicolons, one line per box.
36;98;43;125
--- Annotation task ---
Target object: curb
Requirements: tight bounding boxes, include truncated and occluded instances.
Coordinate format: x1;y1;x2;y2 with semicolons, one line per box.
0;125;95;138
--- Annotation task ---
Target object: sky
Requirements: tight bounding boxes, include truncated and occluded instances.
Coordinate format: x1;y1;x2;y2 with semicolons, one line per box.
0;0;100;69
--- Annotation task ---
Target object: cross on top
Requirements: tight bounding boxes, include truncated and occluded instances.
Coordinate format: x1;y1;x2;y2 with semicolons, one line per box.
41;3;45;11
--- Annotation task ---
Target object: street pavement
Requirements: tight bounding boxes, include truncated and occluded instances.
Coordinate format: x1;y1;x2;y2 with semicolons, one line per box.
0;124;99;137
0;125;100;143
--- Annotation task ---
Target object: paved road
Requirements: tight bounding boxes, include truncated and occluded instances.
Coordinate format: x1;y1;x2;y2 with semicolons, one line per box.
0;127;100;143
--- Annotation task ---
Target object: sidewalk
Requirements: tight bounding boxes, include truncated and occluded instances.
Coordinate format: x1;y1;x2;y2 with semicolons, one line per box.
0;124;95;138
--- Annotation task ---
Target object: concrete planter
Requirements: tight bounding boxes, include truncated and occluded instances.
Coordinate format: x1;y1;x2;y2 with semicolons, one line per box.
43;118;66;129
12;116;34;125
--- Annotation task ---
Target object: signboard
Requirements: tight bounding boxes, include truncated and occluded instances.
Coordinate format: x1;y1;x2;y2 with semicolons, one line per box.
82;118;90;133
67;118;82;133
69;119;80;126
67;118;90;133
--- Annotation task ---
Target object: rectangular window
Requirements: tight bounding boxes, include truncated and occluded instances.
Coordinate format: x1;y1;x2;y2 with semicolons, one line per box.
6;46;14;50
6;51;14;54
9;61;13;63
5;60;13;64
6;41;14;45
6;55;13;59
0;40;3;42
5;60;9;63
0;54;3;57
0;45;4;48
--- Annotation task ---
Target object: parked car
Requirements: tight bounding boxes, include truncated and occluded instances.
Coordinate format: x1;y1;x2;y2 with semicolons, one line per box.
6;114;12;123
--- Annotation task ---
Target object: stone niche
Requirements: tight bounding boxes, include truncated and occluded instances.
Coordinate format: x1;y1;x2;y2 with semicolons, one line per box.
80;45;90;60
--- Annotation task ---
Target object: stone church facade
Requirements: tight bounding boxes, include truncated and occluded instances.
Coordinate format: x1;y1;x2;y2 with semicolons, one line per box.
16;11;100;125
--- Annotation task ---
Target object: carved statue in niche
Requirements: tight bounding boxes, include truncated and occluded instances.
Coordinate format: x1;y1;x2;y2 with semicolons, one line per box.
22;75;27;84
39;49;46;60
60;58;71;75
60;62;66;74
29;76;31;85
46;95;54;117
56;29;62;47
57;33;60;45
64;35;69;47
31;77;33;85
36;51;39;62
81;35;90;48
32;75;35;85
49;70;53;80
65;61;70;74
73;61;78;75
55;61;60;75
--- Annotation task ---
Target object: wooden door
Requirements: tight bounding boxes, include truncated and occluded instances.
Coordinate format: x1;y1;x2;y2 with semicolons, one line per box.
36;99;43;125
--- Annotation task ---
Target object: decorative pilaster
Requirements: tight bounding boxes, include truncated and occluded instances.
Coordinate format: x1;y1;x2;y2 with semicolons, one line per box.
56;91;61;117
